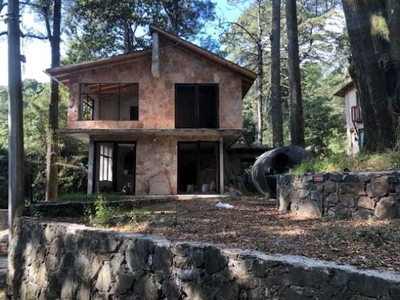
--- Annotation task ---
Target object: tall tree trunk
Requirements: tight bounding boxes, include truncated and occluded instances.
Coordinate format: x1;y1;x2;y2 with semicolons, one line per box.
46;0;61;201
286;0;305;147
386;0;400;149
270;0;283;147
255;0;264;145
342;0;394;151
7;0;25;240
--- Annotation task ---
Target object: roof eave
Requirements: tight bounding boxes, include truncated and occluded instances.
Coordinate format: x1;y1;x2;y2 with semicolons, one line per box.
333;81;355;98
45;49;152;86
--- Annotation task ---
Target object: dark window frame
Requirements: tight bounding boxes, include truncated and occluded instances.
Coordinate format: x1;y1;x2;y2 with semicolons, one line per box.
99;143;113;182
175;84;219;129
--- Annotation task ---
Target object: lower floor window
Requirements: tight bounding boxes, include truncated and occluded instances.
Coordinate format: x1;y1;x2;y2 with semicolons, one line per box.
99;144;113;181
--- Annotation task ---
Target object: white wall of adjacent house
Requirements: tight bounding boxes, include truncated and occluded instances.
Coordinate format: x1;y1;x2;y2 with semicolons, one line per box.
344;86;359;155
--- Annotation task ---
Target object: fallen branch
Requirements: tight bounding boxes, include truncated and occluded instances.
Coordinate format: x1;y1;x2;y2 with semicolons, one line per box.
55;162;85;170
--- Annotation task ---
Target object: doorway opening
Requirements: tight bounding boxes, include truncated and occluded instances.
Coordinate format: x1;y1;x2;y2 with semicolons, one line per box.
177;141;219;194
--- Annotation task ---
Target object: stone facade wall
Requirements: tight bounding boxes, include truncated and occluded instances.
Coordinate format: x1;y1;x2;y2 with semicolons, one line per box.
66;38;244;130
65;37;246;195
136;135;177;195
277;172;400;219
8;219;400;299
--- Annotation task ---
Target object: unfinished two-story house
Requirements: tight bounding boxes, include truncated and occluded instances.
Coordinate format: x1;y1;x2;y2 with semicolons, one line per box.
46;25;256;195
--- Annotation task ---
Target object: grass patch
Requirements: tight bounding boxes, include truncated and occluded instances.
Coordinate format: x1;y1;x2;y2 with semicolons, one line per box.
292;150;400;173
128;209;156;224
85;194;158;228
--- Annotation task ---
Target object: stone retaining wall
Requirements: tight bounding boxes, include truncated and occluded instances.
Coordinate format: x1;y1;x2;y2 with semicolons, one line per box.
7;219;400;299
26;197;176;218
277;171;400;219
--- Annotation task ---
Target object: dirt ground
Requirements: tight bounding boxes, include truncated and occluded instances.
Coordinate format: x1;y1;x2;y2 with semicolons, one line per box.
62;196;400;272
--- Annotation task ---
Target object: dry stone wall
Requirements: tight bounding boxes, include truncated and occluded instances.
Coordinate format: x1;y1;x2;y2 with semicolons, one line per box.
277;172;400;219
7;219;400;299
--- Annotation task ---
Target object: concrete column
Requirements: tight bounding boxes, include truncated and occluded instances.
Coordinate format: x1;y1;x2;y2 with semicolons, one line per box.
87;137;94;194
219;138;224;193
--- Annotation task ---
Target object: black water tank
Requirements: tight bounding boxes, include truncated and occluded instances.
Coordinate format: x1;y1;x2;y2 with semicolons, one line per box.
252;146;306;197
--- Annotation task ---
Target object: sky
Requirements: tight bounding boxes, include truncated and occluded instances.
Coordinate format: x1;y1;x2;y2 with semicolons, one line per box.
0;0;245;86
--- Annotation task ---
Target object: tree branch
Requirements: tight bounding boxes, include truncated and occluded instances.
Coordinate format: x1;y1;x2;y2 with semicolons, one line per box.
23;33;48;40
227;21;258;43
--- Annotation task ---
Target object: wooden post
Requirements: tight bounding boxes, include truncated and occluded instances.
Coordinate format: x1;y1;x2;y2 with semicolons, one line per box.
219;138;224;193
7;0;25;242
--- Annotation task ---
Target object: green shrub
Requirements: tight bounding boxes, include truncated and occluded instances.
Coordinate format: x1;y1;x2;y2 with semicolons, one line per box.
91;194;117;227
292;150;400;173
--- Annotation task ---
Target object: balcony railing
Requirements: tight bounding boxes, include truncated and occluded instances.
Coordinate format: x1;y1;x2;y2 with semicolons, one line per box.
351;106;363;123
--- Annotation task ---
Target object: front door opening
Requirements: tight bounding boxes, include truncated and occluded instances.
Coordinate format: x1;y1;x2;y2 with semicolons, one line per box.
116;144;136;194
177;142;219;194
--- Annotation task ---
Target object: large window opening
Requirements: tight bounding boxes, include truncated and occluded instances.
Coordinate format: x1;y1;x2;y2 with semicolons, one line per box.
99;143;113;182
95;142;136;194
80;83;139;121
175;84;219;128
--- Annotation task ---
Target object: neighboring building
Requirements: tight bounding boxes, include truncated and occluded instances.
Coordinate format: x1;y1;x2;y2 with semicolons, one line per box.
46;25;257;195
334;82;364;155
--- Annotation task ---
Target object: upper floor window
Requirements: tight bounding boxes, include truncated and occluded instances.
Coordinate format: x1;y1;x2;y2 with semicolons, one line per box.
80;83;139;121
175;84;219;128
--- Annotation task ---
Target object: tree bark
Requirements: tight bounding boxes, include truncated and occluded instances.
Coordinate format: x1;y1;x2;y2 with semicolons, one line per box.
286;0;305;147
255;0;264;145
270;0;283;147
46;0;61;201
7;0;25;241
387;0;400;149
342;0;394;151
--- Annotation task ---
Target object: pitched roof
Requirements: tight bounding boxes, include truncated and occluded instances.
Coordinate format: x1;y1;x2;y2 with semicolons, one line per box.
333;81;355;98
45;50;152;86
45;25;257;96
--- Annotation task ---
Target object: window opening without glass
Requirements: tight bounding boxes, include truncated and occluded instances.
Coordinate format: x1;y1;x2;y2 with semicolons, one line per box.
80;83;139;121
175;84;219;128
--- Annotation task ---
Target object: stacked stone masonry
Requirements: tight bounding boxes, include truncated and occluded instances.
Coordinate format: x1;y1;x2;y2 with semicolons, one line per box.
7;219;400;299
277;172;400;219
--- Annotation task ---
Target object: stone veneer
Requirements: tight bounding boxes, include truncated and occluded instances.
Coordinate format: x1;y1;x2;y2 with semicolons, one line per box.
64;36;247;195
277;171;400;219
66;38;244;129
7;219;400;299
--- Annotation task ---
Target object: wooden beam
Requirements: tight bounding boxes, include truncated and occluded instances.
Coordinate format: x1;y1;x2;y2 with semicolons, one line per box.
151;32;160;78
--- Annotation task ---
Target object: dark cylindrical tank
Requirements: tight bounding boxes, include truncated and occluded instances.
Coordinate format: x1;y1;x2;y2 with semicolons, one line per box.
252;146;306;197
